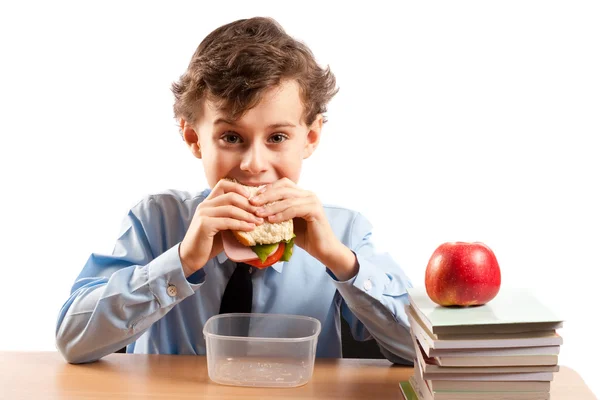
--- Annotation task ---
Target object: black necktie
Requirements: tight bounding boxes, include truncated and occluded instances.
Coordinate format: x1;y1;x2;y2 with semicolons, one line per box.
219;263;253;314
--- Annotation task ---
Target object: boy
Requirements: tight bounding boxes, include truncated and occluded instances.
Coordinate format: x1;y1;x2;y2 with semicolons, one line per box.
55;17;415;365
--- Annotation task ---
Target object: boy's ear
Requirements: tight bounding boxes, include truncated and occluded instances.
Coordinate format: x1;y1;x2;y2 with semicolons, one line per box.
303;114;323;159
180;118;202;159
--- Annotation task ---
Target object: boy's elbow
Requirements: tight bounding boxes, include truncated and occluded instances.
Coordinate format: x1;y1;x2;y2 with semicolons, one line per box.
377;325;416;365
55;326;100;364
62;352;97;365
56;338;96;364
380;342;415;366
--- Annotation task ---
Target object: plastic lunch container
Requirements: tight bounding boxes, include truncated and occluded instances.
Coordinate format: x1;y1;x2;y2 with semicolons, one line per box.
203;313;322;388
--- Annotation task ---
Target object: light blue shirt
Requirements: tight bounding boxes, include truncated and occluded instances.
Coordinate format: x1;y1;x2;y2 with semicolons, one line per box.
55;189;415;364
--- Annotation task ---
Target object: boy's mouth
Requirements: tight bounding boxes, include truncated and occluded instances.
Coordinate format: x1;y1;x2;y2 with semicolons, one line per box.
227;177;274;187
238;181;272;187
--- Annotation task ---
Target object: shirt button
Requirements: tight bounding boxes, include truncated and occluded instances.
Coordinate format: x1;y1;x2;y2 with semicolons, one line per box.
167;285;178;297
363;279;373;291
248;267;253;274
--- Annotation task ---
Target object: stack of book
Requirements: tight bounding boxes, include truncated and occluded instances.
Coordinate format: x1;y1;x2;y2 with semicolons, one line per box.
399;287;563;400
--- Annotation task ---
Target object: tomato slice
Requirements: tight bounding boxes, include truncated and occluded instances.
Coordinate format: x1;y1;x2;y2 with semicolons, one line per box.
246;242;285;269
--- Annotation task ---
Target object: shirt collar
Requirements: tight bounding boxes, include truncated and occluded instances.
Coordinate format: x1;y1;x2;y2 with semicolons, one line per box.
216;252;285;273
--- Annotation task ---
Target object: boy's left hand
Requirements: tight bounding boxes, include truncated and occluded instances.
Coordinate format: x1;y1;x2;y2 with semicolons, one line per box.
250;178;358;280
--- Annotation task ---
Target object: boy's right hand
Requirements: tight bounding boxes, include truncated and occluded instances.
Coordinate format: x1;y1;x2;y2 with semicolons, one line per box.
179;180;263;277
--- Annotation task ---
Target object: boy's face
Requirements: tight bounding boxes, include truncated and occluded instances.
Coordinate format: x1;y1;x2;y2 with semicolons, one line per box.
182;80;322;188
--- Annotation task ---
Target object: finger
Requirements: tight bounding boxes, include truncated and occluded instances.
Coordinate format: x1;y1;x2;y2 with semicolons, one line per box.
250;186;309;206
209;192;259;214
202;205;264;225
255;197;296;217
207;179;251;200
267;206;309;224
249;177;296;200
263;198;315;223
202;217;256;235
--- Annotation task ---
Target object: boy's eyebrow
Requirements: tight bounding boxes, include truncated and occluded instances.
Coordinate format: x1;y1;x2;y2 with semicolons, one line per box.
214;118;297;129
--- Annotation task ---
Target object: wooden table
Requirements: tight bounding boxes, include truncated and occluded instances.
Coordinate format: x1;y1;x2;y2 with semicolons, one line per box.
1;352;596;399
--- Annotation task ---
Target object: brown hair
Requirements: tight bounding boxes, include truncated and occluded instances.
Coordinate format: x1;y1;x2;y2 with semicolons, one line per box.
171;17;338;130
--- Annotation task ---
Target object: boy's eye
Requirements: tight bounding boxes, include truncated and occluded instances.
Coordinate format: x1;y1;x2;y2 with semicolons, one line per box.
221;132;242;144
269;133;288;144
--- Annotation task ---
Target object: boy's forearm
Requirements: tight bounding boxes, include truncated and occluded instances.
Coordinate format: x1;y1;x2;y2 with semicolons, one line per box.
333;252;416;364
320;242;360;281
326;210;416;363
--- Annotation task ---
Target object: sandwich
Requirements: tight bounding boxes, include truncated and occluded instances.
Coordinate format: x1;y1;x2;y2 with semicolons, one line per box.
222;184;295;268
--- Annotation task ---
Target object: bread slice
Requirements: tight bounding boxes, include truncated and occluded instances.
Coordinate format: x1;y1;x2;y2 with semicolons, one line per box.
232;183;294;247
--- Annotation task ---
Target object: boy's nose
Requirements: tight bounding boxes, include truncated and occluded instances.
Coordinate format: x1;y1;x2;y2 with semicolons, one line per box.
240;146;269;174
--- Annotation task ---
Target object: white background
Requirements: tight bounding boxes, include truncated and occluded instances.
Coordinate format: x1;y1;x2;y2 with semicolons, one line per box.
1;0;598;395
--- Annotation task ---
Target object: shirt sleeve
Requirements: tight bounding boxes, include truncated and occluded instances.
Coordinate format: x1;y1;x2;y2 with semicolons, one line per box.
55;203;205;364
327;212;416;365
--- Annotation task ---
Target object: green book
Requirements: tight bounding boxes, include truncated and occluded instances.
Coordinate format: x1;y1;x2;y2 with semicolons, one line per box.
399;380;420;400
407;287;563;335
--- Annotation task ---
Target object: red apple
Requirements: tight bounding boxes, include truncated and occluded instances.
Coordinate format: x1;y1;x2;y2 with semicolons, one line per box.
425;242;501;307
